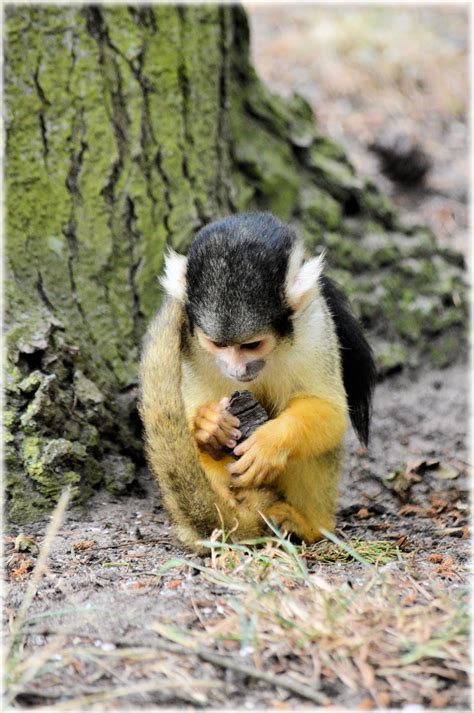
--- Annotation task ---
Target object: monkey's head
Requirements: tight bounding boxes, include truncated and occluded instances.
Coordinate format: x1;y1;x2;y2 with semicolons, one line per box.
161;212;324;383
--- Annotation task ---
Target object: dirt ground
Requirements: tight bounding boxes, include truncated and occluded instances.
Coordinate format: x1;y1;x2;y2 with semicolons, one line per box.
4;364;470;709
4;6;470;711
245;4;469;259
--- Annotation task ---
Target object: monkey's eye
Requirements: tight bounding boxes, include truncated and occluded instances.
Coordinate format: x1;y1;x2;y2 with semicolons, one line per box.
241;341;262;351
211;341;228;349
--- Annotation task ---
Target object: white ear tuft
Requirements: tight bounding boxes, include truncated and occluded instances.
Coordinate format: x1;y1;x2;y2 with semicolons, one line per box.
159;249;188;302
286;246;325;311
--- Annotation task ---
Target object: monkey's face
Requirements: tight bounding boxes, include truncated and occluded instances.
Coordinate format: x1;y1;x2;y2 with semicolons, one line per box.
196;328;276;382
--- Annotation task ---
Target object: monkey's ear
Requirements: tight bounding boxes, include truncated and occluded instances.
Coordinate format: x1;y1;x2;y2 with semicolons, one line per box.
286;245;325;312
159;249;188;302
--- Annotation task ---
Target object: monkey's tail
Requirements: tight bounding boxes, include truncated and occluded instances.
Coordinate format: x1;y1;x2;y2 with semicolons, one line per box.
139;298;221;545
320;276;377;446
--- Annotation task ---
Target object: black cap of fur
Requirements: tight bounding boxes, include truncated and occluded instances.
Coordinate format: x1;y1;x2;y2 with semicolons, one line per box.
186;213;295;343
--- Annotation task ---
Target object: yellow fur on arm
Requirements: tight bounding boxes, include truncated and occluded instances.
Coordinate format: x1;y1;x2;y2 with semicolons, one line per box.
273;395;347;460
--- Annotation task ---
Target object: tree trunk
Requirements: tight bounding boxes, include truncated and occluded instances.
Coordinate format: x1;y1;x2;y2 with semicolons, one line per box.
5;4;466;522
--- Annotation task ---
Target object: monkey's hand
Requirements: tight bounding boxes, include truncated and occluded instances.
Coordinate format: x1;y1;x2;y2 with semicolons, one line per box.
193;398;241;461
226;421;289;488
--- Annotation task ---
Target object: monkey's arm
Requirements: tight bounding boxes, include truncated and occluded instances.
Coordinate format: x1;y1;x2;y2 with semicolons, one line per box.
227;395;347;487
188;401;242;506
272;396;347;459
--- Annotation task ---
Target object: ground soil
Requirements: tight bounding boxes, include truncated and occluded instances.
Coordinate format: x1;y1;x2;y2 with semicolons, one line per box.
4;6;470;711
245;5;469;259
4;364;470;709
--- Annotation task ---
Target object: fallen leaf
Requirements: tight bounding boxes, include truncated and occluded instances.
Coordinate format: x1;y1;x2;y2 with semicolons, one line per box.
395;535;408;548
408;458;440;472
73;540;96;552
398;504;424;517
10;558;33;580
383;467;422;500
410;459;460;480
14;534;38;554
167;578;184;589
432;464;460;480
432;555;464;580
383;458;460;500
270;701;292;710
425;497;448;516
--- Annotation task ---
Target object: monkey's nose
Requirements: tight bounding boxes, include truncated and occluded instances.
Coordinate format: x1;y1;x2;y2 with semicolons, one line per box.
242;359;265;381
217;360;246;381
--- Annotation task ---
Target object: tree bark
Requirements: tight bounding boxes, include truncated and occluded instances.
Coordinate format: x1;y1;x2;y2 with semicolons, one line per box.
4;4;466;522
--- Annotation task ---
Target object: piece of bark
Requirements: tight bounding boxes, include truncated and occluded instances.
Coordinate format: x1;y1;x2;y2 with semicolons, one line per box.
225;390;269;457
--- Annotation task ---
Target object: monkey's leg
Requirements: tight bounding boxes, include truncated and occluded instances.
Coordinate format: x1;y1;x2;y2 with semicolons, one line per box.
196;448;280;537
192;402;280;532
267;450;342;543
265;503;328;543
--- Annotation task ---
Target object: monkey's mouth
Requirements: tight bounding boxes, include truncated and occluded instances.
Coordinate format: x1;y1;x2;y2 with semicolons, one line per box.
220;359;265;383
234;365;265;382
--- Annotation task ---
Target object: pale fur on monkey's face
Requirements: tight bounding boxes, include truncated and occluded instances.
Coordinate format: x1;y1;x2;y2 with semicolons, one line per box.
196;327;277;382
160;214;327;384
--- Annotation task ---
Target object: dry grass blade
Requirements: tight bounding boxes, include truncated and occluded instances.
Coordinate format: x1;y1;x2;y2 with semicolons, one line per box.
46;679;216;710
4;636;67;706
158;535;468;707
148;627;328;705
5;503;468;709
5;488;71;655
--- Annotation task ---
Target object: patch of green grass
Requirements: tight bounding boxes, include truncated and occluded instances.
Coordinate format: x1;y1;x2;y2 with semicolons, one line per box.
307;532;402;565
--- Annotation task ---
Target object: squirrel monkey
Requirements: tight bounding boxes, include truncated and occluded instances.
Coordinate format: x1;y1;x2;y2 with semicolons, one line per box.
139;213;376;551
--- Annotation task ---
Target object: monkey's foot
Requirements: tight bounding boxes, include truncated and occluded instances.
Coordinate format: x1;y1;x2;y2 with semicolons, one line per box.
265;502;334;544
